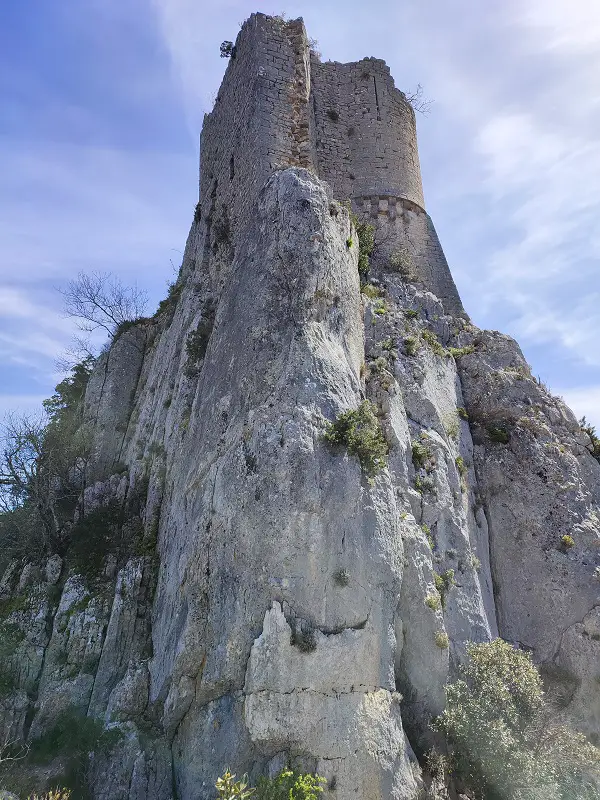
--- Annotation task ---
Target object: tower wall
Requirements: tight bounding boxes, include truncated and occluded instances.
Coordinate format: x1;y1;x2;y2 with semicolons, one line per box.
199;14;313;248
198;13;463;314
310;58;424;208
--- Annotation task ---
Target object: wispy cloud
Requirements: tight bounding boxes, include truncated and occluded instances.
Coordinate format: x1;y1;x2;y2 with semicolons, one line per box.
554;385;600;430
2;0;599;428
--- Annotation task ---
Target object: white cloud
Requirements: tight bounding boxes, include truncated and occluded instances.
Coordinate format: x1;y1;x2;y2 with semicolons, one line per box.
554;385;600;430
0;395;47;421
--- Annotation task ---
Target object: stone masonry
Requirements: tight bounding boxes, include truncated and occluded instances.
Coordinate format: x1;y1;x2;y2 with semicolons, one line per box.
199;13;463;314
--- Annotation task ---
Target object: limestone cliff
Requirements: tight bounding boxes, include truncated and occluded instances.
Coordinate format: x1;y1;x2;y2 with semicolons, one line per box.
0;12;598;800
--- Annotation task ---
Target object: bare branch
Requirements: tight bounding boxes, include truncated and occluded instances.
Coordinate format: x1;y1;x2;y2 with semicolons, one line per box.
60;271;148;338
0;733;29;764
404;84;433;115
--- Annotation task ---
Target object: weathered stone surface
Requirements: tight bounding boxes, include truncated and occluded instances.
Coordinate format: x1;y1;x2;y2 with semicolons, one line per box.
4;13;600;800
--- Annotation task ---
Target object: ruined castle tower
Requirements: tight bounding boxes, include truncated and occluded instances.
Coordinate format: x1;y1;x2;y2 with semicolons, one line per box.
4;11;599;800
199;13;463;314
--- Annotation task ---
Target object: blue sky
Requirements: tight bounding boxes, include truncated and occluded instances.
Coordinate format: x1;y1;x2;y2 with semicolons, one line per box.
1;0;599;428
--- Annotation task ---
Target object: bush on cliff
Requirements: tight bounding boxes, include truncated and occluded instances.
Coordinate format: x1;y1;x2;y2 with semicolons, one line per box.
216;769;326;800
434;639;600;799
349;212;375;276
324;400;388;477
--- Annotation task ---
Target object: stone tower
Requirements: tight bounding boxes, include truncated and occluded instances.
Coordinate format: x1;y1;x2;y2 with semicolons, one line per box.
199;13;463;314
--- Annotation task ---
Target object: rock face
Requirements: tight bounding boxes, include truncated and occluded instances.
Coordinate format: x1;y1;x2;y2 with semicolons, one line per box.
1;12;599;800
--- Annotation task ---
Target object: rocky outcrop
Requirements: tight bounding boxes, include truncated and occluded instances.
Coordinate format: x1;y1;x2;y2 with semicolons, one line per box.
1;18;599;792
1;165;597;800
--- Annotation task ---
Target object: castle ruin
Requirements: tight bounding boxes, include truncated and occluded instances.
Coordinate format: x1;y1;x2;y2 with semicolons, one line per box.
199;13;463;314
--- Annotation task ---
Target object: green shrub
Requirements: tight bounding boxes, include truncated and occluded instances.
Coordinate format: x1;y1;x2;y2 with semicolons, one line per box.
488;426;510;444
455;456;467;482
155;281;182;318
67;501;122;578
425;593;441;611
112;317;148;341
389;249;416;281
26;709;121;795
457;406;469;420
360;283;382;299
324;401;388;477
256;769;326;800
414;475;435;494
433;570;455;609
421;329;446;357
404;336;419;356
411;440;432;469
561;534;575;550
404;309;419;319
422;523;435;550
448;345;475;358
434;639;600;800
216;771;254;800
29;711;120;764
349;213;375;276
434;630;449;649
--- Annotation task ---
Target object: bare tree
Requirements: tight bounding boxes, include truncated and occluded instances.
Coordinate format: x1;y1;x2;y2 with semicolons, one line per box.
60;271;148;338
0;413;46;512
404;84;433;114
0;411;90;551
0;733;29;765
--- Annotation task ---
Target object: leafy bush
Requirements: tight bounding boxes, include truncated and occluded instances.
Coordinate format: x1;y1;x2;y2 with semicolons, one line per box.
412;440;432;469
215;769;326;800
455;456;467;476
434;639;600;800
488;426;510;444
448;345;475;358
324;401;388;477
216;771;254;800
560;534;575;550
155;281;182;319
255;769;326;800
433;570;455;609
67;501;122;578
349;213;375;276
360;283;383;299
457;406;469;421
26;709;121;795
389;249;416;281
421;329;446;357
404;336;419;356
434;631;449;649
425;593;441;611
414;475;435;494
